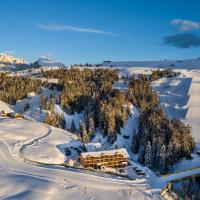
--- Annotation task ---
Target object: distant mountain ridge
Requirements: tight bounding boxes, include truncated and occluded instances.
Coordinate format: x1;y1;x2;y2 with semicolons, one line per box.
0;53;26;66
102;58;200;69
31;57;65;68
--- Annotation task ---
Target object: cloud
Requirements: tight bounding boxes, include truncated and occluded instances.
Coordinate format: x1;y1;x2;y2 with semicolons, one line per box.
163;33;200;49
170;19;200;31
37;24;118;36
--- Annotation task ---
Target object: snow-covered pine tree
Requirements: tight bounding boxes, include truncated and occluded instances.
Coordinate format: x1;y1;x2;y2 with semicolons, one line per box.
88;117;95;140
138;140;146;164
159;144;167;174
144;141;153;169
167;142;174;167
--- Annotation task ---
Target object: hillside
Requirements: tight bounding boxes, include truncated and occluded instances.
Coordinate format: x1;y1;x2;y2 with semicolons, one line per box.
0;64;200;199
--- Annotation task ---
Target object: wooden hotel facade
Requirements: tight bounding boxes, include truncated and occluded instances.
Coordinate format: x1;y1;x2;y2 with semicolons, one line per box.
80;148;129;169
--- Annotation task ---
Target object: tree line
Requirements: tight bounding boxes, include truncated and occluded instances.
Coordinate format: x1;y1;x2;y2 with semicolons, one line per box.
128;74;194;174
0;73;42;105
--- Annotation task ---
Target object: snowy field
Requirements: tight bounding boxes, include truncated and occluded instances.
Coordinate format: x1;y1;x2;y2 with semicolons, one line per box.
0;118;151;200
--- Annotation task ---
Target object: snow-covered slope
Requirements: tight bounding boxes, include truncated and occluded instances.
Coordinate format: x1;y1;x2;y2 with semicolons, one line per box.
184;71;200;143
151;69;200;144
0;119;76;164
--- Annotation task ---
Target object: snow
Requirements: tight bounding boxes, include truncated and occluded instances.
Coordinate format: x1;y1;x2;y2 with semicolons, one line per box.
184;72;200;142
22;126;76;164
113;104;139;154
0;118;151;200
171;154;200;172
152;74;191;120
54;104;84;129
13;88;59;122
0;119;49;157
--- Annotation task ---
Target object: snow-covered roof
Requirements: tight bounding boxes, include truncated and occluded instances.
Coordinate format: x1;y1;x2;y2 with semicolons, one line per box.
0;101;14;113
81;148;129;159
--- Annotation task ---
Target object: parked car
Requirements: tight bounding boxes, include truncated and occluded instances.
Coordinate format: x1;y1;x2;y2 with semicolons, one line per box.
123;135;130;139
119;169;125;174
135;169;143;174
196;151;200;155
65;148;72;156
137;171;145;176
135;169;142;173
132;166;138;170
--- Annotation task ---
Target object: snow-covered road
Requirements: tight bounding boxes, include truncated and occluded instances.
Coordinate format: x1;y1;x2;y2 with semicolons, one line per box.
0;119;151;200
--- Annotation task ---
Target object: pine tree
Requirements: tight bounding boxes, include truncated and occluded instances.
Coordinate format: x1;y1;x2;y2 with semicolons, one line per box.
24;101;30;111
80;122;90;143
144;141;153;169
88;117;95;140
167;142;174;167
159;144;167;174
70;119;76;133
58;114;66;129
115;115;121;134
138;141;146;164
132;133;139;153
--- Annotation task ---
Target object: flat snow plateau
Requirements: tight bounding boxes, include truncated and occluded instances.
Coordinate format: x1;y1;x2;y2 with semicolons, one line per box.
0;119;151;200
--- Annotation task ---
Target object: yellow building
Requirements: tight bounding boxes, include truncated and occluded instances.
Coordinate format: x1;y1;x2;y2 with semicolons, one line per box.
80;148;129;169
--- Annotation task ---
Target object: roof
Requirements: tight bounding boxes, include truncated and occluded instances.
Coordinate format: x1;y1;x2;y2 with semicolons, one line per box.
81;148;129;159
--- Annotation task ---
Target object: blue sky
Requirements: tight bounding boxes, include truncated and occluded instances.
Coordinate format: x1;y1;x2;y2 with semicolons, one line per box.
0;0;200;64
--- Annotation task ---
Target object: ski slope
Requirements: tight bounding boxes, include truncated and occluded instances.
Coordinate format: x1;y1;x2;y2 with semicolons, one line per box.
151;69;200;142
0;118;151;200
184;72;200;143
